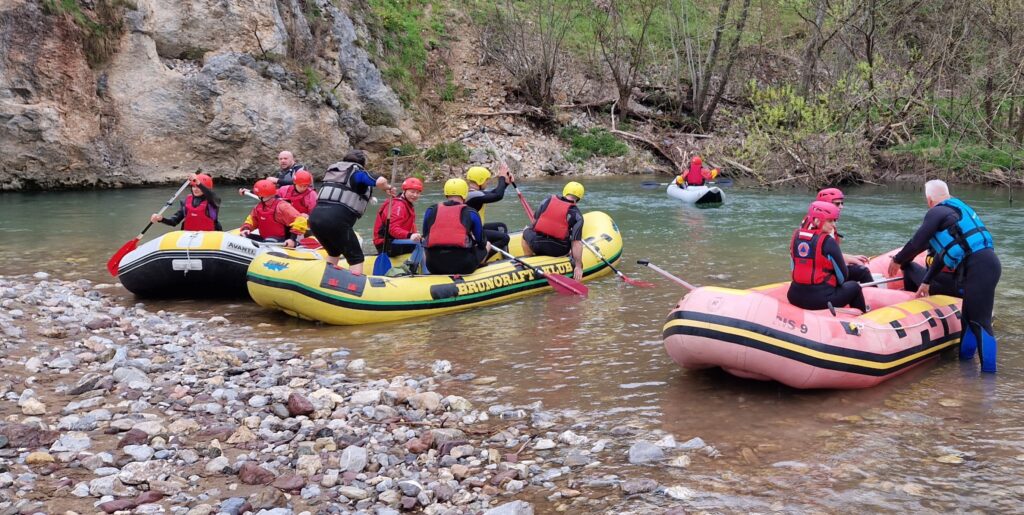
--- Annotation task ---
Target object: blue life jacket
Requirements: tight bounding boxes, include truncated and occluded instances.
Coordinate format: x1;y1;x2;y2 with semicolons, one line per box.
928;198;993;270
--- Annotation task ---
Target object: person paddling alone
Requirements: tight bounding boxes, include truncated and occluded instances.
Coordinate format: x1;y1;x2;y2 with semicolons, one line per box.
674;155;718;188
787;201;868;313
151;173;221;231
239;179;309;248
522;181;586;282
887;179;1001;372
422;179;490;275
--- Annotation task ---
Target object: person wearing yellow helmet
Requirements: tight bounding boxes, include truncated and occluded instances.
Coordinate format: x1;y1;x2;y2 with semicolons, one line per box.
522;181;586;281
421;178;490;275
466;162;513;252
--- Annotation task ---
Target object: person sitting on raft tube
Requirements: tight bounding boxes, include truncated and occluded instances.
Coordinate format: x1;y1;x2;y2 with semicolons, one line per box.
815;188;872;283
151;173;222;231
674;155;718;188
465;164;513;253
277;169;317;215
787;201;869;313
372;177;424;256
521;181;586;282
887;179;1001;373
239;179;309;248
422;178;491;276
308;150;392;275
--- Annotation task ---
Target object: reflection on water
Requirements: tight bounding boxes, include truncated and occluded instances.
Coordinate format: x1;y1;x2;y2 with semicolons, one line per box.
2;179;1022;511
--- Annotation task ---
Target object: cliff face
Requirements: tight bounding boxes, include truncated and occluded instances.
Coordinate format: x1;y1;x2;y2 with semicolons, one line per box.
0;0;415;190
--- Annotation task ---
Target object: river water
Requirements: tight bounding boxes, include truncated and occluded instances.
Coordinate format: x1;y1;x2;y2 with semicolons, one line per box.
2;178;1022;512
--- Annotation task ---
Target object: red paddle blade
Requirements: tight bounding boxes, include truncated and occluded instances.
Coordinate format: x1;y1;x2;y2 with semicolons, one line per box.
620;274;657;288
106;238;139;276
545;273;588;297
298;237;322;249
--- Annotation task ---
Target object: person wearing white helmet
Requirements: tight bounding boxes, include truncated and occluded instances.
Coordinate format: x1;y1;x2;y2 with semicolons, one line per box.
522;181;586;282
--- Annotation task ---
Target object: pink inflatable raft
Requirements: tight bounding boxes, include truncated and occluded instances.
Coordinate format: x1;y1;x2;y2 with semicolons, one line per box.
661;252;964;389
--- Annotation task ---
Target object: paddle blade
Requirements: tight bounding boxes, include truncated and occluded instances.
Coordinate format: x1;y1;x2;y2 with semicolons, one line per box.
298;237;322;249
372;252;391;276
106;238;139;276
620;274;657;288
545;273;588;297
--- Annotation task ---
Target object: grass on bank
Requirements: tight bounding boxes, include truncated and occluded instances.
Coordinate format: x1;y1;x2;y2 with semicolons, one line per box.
559;126;630;162
891;136;1024;174
365;0;449;106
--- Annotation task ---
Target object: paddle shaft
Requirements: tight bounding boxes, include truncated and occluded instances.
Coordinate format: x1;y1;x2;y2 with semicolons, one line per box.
637;260;697;291
493;246;549;278
862;276;903;288
481;128;535;223
144;180;193;236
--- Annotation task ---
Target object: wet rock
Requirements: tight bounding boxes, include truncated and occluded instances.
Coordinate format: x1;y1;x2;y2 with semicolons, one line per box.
678;437;706;450
346;358;366;372
628;442;665;464
350;390;382;405
935;454;965;464
272;474;305;492
664;485;695;500
444;395;472;412
484;500;535;515
239;462;276;485
286;393;314;417
432;359;452;375
621;478;658;495
741;447;760;465
408;392;442;412
667;455;691;468
564;451;592;467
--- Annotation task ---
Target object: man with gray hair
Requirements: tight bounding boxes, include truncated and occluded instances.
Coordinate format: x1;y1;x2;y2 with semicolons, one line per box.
888;179;1001;373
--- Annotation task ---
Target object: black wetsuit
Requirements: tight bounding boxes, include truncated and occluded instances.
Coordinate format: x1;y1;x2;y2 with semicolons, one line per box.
274;163;305;187
466;178;511;251
787;235;868;312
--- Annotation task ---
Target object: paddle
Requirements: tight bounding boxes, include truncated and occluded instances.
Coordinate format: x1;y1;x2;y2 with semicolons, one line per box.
107;179;192;276
641;178;733;188
863;276;903;288
481;127;535;223
390;238;428;274
372;148;402;276
636;259;698;291
493;247;588;297
583;240;655;288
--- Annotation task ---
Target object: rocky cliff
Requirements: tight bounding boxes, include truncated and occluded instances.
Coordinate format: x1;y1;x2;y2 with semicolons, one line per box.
0;0;416;190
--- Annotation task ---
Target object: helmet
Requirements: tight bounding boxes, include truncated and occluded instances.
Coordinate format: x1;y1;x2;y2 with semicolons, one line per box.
691;156;702;166
562;181;585;200
294;169;313;187
191;173;213;189
807;200;840;222
466;166;491;186
402;177;424;192
816;187;845;204
443;178;469;199
253;179;277;197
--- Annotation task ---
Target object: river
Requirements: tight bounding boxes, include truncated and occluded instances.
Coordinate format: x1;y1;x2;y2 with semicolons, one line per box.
1;178;1021;512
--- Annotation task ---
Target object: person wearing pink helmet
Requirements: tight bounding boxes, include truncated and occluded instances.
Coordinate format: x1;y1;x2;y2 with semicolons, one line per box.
372;177;424;256
787;201;868;312
815;187;873;283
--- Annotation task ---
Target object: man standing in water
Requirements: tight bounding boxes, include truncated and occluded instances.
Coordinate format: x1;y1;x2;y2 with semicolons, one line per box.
888;180;1001;373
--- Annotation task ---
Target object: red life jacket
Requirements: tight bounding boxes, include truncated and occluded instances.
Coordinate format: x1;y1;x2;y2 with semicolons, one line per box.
790;229;837;287
373;196;414;247
279;185;316;214
533;195;572;240
426;203;471;248
183;195;216;231
684;162;705;186
253;198;287;239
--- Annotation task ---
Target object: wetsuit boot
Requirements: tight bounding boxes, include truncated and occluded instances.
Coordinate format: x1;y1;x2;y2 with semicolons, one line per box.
959;321;978;362
977;324;998;373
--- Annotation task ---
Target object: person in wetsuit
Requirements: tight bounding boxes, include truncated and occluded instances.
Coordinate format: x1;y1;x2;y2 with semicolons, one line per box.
887;179;1001;372
787;201;868;313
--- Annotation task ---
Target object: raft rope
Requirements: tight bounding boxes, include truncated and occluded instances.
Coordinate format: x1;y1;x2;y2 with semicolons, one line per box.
847;306;960;334
183;232;200;276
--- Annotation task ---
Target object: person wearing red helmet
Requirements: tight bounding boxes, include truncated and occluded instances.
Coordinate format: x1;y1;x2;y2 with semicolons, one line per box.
372;177;424;256
151;173;222;231
815;187;872;283
278;169;317;215
239;179;308;248
675;155;718;188
787;201;868;312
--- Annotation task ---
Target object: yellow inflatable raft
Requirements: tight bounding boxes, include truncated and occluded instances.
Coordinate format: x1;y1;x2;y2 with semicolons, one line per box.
246;211;622;324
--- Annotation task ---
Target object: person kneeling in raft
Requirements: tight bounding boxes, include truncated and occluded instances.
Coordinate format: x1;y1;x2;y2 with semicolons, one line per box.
239;179;309;248
787;201;868;313
151;173;222;231
521;181;586;282
421;178;491;275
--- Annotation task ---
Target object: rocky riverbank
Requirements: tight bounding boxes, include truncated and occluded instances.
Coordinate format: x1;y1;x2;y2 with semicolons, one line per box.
0;275;718;514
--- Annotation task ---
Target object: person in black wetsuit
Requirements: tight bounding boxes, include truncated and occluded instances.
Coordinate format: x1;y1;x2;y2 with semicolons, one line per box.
787;201;868;313
887;179;1001;372
151;173;222;231
465;163;511;253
